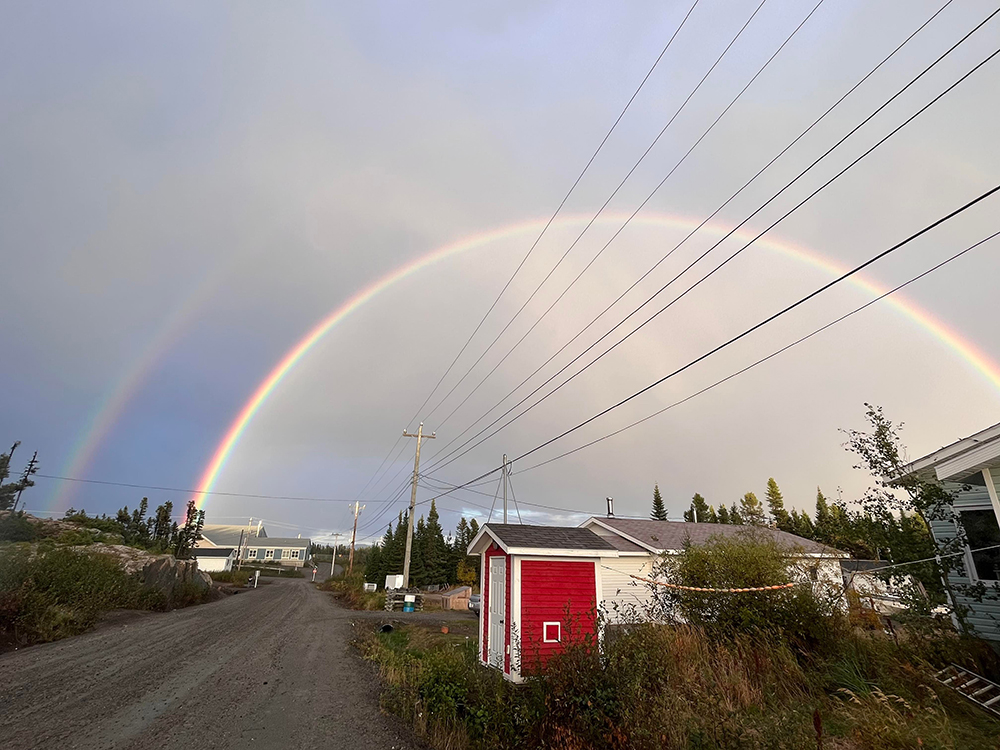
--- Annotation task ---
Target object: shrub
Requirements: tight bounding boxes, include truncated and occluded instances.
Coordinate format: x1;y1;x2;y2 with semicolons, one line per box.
0;512;37;542
650;530;843;648
321;571;385;610
0;545;143;647
210;569;252;586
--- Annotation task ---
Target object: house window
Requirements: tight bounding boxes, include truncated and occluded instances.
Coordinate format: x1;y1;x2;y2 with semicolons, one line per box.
961;509;1000;581
543;622;561;643
291;550;300;559
265;549;275;559
246;549;257;559
282;549;291;559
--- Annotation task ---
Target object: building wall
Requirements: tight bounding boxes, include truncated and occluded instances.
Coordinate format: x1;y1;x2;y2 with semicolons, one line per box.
598;555;657;623
195;556;232;572
929;481;1000;640
242;545;309;568
518;559;597;672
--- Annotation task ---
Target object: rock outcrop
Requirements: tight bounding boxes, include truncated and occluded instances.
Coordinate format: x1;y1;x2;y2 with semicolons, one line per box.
88;543;212;602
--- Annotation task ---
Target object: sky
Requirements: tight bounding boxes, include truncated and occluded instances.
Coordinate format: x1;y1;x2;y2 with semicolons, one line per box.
2;0;999;545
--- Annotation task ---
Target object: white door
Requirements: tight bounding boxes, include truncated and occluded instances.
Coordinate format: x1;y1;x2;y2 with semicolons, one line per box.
488;557;506;668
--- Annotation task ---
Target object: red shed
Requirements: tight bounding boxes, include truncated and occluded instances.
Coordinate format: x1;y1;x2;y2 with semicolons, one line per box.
468;523;619;682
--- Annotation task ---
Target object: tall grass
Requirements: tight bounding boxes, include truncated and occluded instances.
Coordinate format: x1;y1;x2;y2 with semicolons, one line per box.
359;620;1000;750
320;571;385;610
0;545;148;647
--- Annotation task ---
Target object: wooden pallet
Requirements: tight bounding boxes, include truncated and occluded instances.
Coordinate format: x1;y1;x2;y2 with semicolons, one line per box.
935;664;1000;718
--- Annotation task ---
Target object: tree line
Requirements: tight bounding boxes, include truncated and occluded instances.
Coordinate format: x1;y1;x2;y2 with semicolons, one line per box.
364;499;480;588
65;498;206;558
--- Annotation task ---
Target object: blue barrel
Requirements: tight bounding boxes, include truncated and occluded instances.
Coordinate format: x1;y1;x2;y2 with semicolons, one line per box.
403;603;415;613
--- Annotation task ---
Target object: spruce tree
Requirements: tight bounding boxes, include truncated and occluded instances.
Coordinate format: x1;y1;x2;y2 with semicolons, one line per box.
765;478;793;532
814;488;833;543
739;492;766;526
424;499;449;585
706;505;719;523
651;483;668;521
716;504;731;524
689;493;710;523
729;503;744;524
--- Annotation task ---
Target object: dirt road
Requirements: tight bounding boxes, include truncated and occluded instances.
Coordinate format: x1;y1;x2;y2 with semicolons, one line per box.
0;579;420;749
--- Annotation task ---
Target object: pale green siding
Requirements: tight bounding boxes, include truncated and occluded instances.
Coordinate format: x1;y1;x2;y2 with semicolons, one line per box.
929;482;1000;640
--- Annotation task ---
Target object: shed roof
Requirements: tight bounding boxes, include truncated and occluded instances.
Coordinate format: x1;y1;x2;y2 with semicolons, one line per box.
585;517;844;557
470;523;617;556
194;547;236;557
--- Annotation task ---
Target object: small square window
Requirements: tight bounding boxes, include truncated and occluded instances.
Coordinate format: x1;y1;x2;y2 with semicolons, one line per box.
265;549;275;559
543;622;561;643
246;549;257;559
291;550;300;559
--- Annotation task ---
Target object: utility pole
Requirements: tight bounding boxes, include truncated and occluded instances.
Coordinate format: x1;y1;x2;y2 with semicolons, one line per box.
402;423;435;588
502;453;509;523
11;451;38;513
348;501;365;574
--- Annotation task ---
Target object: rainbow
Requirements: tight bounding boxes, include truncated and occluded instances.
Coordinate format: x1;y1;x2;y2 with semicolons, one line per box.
50;273;221;511
191;212;1000;510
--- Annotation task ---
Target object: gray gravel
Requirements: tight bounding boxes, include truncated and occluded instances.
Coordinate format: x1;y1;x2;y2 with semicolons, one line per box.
0;579;419;749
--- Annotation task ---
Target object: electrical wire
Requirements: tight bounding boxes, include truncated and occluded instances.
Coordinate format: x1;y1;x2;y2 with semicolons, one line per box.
423;31;1000;475
512;228;1000;475
407;0;703;425
428;0;827;436
421;0;769;425
420;0;957;468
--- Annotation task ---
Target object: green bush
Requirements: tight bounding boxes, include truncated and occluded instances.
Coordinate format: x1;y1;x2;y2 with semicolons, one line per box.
210;569;252;586
0;545;143;647
320;571;385;610
651;530;842;649
0;512;37;542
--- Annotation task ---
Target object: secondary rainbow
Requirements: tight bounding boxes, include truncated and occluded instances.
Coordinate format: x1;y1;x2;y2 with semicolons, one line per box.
191;212;1000;510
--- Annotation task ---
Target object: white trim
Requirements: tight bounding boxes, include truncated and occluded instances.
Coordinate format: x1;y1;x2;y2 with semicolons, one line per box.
983;468;1000;527
937;444;1000;481
903;421;1000;477
511;556;523;682
542;622;561;643
479;551;487;666
582;518;661;553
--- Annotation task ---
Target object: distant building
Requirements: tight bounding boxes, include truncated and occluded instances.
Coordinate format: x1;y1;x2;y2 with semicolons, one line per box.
193;547;237;573
242;538;311;568
199;523;311;568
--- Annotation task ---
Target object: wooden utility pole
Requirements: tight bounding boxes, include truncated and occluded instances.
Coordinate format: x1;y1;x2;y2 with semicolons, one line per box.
348;501;365;574
11;451;37;513
402;423;435;588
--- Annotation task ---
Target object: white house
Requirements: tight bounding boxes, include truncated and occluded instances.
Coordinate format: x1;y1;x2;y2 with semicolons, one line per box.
579;516;848;622
198;523;311;568
193;546;237;573
898;420;1000;640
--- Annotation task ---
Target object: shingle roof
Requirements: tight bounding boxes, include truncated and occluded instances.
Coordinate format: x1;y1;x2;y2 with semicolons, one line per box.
590;517;843;556
194;547;236;557
484;523;616;551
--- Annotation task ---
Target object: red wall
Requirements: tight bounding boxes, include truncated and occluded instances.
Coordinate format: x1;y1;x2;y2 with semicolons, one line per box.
519;560;597;671
482;545;511;673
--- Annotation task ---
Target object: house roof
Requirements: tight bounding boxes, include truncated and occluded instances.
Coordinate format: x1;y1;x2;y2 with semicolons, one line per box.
200;524;267;547
900;420;1000;482
469;523;618;556
194;547;236;557
584;517;845;557
247;537;311;548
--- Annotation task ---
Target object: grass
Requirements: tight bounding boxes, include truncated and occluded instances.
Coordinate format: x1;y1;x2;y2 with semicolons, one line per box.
357;619;1000;750
318;573;386;610
209;569;253;586
242;564;304;578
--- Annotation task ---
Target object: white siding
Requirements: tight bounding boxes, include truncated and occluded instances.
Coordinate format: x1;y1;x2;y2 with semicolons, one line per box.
598;555;658;623
195;556;232;572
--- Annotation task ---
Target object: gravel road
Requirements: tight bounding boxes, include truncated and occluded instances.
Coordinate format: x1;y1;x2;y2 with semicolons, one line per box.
0;579;422;749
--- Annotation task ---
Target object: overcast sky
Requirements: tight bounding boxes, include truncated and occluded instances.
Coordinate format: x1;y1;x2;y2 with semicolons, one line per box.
2;0;999;544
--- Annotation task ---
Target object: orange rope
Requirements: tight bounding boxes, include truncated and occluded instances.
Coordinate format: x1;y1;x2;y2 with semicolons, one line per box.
603;565;796;593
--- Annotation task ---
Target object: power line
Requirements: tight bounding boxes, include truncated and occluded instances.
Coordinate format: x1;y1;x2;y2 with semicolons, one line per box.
427;0;827;437
423;30;1000;475
513;228;1000;475
421;0;768;425
504;185;1000;467
420;0;957;468
407;0;703;425
421;183;1000;501
34;473;363;504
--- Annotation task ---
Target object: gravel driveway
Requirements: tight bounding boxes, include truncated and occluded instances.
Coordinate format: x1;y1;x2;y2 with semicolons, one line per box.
0;579;420;749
